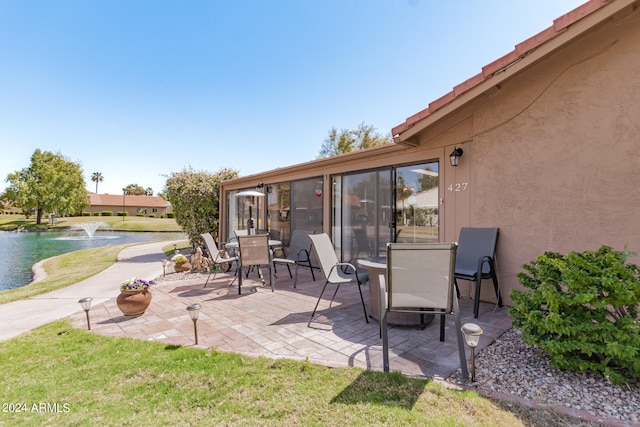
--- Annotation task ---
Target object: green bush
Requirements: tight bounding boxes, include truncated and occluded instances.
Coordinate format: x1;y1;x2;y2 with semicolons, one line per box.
136;213;145;217
148;214;156;218
510;246;640;384
117;212;128;217
101;211;113;216
93;212;100;216
82;212;91;216
166;211;174;218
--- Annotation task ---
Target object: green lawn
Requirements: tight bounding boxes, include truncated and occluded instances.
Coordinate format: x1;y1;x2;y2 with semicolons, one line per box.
0;217;591;426
0;213;182;232
0;320;584;427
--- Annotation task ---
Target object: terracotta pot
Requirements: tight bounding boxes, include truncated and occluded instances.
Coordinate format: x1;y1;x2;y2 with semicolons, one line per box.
116;289;152;316
174;261;191;272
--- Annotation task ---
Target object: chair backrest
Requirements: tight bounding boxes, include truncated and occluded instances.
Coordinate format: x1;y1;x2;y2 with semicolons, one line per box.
308;233;339;277
286;229;315;261
455;228;499;275
234;229;249;237
386;243;457;313
238;234;270;266
200;232;220;254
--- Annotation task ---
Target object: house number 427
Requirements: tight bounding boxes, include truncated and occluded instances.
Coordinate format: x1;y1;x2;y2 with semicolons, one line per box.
447;182;468;192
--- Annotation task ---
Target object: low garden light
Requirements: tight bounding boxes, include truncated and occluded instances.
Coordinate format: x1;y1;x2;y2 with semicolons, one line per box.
78;297;93;330
461;323;483;382
173;243;178;255
161;259;168;277
186;303;201;345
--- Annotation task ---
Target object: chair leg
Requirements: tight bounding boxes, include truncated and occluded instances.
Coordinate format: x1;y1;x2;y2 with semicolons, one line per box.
474;275;482;318
308;281;330;326
490;263;502;307
357;282;369;323
294;263;299;288
238;265;243;295
329;284;340;307
453;293;469;381
439;313;445;341
286;264;292;279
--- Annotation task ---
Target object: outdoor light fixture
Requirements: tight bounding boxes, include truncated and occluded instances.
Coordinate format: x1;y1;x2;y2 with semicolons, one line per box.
173;243;178;255
161;259;168;277
186;303;201;345
461;323;483;382
78;297;93;330
449;147;464;167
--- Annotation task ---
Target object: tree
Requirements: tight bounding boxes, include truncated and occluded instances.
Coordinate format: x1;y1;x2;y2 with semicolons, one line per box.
91;172;104;193
124;184;150;196
164;167;239;244
4;149;89;224
318;122;391;158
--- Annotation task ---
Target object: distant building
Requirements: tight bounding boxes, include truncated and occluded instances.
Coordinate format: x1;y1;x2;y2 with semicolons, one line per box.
86;194;171;217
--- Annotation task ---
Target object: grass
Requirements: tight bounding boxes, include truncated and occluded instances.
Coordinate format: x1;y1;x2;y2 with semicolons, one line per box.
0;320;588;427
0;241;191;305
0;213;182;232
0;217;594;426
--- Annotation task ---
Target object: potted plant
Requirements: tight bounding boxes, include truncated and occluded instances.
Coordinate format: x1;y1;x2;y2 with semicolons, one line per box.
172;253;191;272
116;277;155;316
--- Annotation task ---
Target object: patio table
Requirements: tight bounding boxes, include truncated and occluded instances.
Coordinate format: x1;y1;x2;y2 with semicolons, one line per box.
358;257;434;327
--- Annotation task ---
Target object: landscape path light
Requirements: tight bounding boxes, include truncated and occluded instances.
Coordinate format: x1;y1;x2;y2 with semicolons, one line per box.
186;303;201;345
161;259;168;277
78;297;93;330
461;323;483;382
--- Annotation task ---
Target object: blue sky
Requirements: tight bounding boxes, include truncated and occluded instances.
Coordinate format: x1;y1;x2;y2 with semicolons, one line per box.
0;0;585;196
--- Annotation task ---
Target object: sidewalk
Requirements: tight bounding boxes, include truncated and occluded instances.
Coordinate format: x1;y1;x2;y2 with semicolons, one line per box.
0;241;178;342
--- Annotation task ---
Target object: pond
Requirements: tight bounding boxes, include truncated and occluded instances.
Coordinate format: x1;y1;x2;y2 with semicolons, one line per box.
0;229;187;292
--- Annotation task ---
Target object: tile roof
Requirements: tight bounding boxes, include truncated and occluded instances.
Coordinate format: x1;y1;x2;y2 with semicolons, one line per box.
391;0;613;138
88;193;170;208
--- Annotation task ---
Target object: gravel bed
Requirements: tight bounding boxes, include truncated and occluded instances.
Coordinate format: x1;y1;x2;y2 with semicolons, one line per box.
446;328;640;424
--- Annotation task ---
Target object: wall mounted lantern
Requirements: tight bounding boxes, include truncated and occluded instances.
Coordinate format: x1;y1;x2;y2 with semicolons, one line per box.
449;147;464;167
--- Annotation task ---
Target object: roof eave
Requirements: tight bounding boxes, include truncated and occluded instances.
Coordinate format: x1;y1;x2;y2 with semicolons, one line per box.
392;0;627;144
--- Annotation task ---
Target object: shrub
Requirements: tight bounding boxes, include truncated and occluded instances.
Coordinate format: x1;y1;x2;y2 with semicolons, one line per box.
82;212;91;216
101;211;113;216
93;212;100;216
510;246;640;384
148;214;156;218
117;211;128;217
166;211;174;218
136;213;145;217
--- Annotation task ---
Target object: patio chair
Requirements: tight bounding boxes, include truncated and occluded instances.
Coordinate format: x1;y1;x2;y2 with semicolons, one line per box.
454;227;502;318
200;233;238;287
272;229;316;287
237;234;275;294
380;242;468;379
307;233;369;325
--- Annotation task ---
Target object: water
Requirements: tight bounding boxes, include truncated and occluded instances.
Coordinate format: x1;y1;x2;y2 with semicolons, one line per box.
0;230;187;292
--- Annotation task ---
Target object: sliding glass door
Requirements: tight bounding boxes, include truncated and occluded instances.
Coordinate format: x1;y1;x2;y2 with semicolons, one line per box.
394;162;439;244
332;160;439;261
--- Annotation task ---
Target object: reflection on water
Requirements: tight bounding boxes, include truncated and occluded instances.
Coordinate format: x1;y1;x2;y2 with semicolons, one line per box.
0;230;186;292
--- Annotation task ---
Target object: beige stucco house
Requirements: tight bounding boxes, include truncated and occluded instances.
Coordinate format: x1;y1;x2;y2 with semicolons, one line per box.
219;0;640;306
85;194;171;217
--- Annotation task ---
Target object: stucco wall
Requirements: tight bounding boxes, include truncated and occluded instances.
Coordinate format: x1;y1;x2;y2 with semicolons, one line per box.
470;9;640;304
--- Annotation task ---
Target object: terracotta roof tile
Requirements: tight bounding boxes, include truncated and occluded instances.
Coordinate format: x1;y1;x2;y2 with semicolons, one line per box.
88;193;169;208
392;0;611;138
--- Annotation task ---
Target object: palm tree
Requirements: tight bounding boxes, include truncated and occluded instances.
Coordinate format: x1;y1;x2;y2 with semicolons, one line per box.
91;172;104;194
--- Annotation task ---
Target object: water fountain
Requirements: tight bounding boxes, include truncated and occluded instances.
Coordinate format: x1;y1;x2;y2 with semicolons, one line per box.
62;222;116;240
